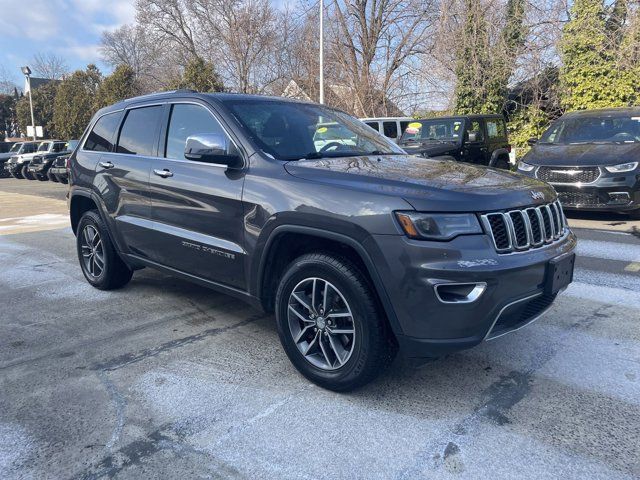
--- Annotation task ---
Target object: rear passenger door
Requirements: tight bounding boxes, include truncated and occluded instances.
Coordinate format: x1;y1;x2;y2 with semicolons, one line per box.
382;121;399;142
147;101;246;289
93;106;160;258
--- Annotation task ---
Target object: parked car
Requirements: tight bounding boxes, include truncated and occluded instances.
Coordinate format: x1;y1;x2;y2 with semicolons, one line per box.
69;92;576;391
517;108;640;219
361;117;414;143
0;142;23;178
29;140;77;181
4;141;40;178
398;115;512;169
48;154;71;183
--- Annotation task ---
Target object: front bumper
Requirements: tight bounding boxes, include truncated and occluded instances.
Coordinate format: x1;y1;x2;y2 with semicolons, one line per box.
5;162;22;174
366;230;576;358
521;167;640;212
49;166;68;179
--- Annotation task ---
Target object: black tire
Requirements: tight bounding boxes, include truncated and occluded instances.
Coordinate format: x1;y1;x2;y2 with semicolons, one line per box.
76;210;133;290
47;171;58;182
11;170;23;179
22;165;35;180
37;173;48;181
275;252;395;391
628;209;640;220
58;175;68;184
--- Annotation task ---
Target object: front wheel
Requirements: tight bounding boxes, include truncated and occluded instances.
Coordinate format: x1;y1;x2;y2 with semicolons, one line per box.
76;210;133;290
22;166;35;180
47;170;58;182
275;253;395;391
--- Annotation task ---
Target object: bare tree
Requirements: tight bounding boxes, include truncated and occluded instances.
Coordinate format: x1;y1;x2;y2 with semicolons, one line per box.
328;0;436;117
0;64;19;95
31;52;68;79
101;24;175;92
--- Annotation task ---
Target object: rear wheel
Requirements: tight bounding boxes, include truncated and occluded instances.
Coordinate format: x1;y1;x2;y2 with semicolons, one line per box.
76;210;133;290
11;170;23;179
47;170;58;182
58;175;68;184
275;252;395;391
494;157;510;170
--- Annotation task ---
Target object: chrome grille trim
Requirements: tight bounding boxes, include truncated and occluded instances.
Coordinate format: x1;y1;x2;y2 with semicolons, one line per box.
481;201;567;254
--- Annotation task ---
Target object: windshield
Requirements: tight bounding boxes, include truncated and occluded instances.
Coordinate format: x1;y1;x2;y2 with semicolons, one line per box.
9;143;21;152
222;100;404;160
541;113;640;144
400;118;464;143
37;142;50;152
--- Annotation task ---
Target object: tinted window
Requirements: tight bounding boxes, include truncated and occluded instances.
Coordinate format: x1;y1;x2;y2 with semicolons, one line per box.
468;120;484;142
540;113;640;144
400;121;411;133
383;121;398;138
486;119;506;139
165;104;226;160
365;121;379;131
22;143;37;153
117;106;162;156
401;119;464;142
85;112;122;152
53;142;66;152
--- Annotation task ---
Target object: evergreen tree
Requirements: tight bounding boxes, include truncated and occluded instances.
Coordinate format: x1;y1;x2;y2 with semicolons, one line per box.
94;65;139;110
170;56;224;93
16;81;59;138
53;65;103;140
559;0;638;110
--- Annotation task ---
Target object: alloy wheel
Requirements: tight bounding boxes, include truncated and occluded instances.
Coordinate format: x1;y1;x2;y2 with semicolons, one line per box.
80;225;105;278
287;277;356;370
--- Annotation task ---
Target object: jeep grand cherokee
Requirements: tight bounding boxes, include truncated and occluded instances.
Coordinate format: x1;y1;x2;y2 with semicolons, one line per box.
68;91;576;391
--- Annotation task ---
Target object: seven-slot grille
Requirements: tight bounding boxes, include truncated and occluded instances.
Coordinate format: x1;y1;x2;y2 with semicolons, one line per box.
481;201;566;254
536;166;600;184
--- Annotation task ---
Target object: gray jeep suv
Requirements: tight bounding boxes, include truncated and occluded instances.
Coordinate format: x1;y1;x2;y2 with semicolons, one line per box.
68;91;576;391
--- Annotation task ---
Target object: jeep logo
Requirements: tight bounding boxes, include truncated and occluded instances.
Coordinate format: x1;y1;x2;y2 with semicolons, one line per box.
531;191;545;201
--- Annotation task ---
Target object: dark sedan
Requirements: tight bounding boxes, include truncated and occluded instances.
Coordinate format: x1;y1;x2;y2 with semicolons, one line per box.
517;108;640;219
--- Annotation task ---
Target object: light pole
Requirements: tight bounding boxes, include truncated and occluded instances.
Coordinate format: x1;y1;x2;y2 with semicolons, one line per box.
319;0;324;104
21;66;36;141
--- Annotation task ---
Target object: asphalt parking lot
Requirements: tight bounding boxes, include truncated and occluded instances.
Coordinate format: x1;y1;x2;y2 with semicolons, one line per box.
1;178;639;479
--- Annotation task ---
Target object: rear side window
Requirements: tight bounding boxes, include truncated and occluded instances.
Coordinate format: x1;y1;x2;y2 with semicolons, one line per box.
117;106;162;156
486;119;507;139
365;121;379;132
400;121;411;133
383;121;398;138
53;142;66;152
85;112;122;152
165;104;226;161
22;143;37;153
468;120;485;142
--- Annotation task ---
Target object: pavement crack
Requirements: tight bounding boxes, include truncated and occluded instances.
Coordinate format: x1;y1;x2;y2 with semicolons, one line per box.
96;371;127;451
92;313;268;372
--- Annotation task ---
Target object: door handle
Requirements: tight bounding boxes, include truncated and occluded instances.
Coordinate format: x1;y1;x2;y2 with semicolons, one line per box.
99;161;114;169
153;168;173;178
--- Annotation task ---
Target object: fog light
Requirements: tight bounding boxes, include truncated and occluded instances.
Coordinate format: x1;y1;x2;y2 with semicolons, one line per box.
608;192;630;205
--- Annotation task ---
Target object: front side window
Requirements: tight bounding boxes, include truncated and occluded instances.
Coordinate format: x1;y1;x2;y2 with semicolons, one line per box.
365;121;380;132
468;120;484;142
540;114;640;144
53;142;66;152
223;100;404;161
22;143;37;154
85;112;122;152
383;121;398;138
117;106;162;156
400;118;464;144
37;142;50;152
165;104;226;161
9;143;21;153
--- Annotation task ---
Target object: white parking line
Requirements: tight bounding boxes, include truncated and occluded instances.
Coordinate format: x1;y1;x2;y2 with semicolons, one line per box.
576;239;640;263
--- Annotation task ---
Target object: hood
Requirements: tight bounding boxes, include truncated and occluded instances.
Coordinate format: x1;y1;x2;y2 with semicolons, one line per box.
523;142;640;166
399;141;458;157
285;154;555;212
0;152;14;161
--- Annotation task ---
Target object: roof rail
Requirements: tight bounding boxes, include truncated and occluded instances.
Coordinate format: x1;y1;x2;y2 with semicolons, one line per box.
123;89;198;103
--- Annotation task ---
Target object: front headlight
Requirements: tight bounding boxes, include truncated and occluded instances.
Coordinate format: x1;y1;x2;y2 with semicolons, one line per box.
604;162;638;173
517;161;535;172
395;212;482;240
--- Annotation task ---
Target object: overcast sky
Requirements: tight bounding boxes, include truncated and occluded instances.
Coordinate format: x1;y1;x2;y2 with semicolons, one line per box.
0;0;135;85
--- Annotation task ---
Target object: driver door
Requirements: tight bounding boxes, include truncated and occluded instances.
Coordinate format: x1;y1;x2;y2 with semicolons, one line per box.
464;119;488;165
148;101;247;289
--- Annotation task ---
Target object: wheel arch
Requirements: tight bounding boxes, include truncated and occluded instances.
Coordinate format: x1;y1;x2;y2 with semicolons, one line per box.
256;225;403;336
489;148;511;167
69;190;101;235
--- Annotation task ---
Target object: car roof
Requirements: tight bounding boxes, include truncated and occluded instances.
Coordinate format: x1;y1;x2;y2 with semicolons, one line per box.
99;90;317;113
562;107;640;118
414;114;504;121
360;117;414;121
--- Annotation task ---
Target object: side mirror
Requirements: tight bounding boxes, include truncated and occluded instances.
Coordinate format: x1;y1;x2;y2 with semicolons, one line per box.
184;133;242;168
527;137;538;146
467;131;478;143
